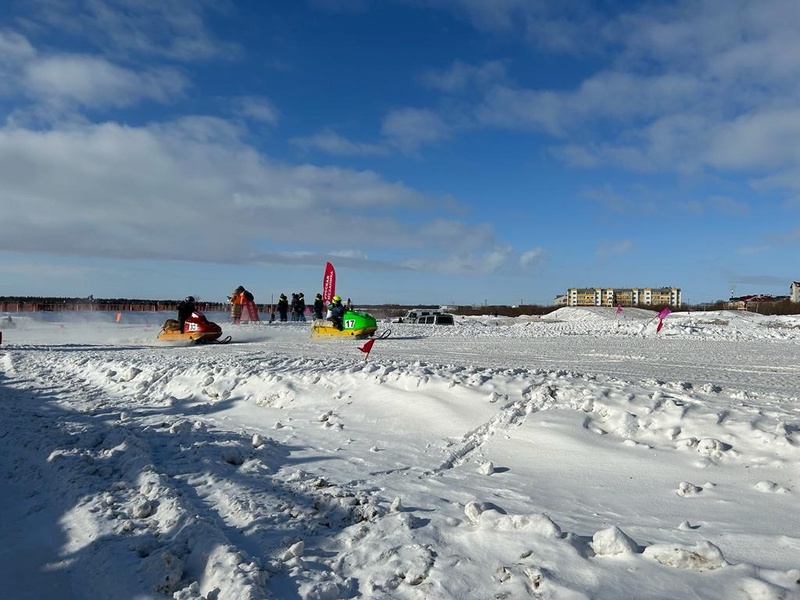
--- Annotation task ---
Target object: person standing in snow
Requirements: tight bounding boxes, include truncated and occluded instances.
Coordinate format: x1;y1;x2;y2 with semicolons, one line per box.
230;286;246;324
289;293;298;321
230;286;258;323
313;293;324;320
277;293;289;322
295;292;306;322
228;285;258;324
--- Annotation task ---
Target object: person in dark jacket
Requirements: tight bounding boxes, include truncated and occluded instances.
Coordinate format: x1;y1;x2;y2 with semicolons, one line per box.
313;293;324;320
177;296;196;332
289;293;298;321
277;294;289;322
329;295;345;330
295;292;306;322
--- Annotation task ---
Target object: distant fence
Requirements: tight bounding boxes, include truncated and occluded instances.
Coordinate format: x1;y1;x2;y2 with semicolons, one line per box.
0;302;496;319
1;302;239;313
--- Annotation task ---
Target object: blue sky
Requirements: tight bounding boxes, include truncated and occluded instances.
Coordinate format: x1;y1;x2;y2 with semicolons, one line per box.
1;0;798;306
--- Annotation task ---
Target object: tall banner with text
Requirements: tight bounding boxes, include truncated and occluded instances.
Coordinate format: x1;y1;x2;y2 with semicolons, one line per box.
322;262;336;305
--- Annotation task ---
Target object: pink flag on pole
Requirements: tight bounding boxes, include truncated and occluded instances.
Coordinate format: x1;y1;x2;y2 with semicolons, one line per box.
616;305;622;314
656;307;670;333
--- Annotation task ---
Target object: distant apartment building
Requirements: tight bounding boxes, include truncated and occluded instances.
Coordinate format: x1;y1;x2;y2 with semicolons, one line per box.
791;281;800;303
567;287;682;308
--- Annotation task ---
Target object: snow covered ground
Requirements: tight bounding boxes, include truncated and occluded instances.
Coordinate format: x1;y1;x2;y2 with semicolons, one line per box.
1;307;799;600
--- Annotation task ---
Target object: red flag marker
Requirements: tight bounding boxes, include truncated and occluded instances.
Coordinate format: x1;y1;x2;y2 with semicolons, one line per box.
358;338;375;360
656;319;665;333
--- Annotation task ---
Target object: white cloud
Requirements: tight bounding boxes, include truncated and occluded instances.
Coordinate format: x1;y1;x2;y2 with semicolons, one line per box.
476;71;708;141
0;31;35;98
424;0;600;53
293;110;459;157
290;130;388;157
0;119;514;272
0;259;98;278
416;219;495;253
597;240;634;258
448;0;800;197
580;185;660;215
419;60;507;94
707;109;800;170
402;244;516;276
233;96;280;125
519;247;544;268
0;31;189;115
0;30;35;64
381;108;452;153
475;86;565;135
676;195;749;218
24;54;188;109
300;60;501;158
18;0;239;62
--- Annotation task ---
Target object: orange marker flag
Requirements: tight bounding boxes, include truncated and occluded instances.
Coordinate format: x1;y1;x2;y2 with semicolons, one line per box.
115;312;122;323
358;338;375;360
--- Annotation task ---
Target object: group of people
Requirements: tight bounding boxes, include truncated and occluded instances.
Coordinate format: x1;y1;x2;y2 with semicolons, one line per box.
275;292;352;326
275;293;308;322
175;287;353;331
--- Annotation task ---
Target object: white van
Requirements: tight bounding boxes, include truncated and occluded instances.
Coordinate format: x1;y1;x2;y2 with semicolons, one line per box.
416;312;454;325
401;310;454;325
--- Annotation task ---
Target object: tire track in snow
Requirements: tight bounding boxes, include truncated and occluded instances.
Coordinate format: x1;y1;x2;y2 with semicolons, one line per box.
422;382;558;477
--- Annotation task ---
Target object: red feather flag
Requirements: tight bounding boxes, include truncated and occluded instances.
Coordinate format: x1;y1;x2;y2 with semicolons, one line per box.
322;262;336;304
358;338;375;360
656;319;665;333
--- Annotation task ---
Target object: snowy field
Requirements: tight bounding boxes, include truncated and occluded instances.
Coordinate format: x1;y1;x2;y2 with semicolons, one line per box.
1;307;800;600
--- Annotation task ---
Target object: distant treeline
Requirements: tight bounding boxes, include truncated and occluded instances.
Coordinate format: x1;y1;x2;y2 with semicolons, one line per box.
0;297;230;313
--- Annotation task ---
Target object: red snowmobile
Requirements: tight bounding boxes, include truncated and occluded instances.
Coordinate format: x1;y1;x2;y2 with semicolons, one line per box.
157;311;230;344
